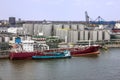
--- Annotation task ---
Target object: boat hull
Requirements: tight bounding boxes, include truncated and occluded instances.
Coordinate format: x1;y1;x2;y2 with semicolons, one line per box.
111;28;120;39
72;50;100;57
32;56;71;59
9;52;45;60
111;34;120;39
32;50;71;59
9;51;70;60
71;45;100;56
9;45;100;60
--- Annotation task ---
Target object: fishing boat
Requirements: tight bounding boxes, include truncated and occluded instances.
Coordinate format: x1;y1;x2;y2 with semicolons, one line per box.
32;50;71;59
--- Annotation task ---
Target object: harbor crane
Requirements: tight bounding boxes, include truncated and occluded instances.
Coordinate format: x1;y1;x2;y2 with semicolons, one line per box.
85;11;116;26
85;11;89;23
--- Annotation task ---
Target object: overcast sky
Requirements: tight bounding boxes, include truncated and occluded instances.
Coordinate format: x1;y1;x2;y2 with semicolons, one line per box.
0;0;120;21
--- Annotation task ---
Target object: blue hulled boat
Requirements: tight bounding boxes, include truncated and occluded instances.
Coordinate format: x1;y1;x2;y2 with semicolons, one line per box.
32;50;71;59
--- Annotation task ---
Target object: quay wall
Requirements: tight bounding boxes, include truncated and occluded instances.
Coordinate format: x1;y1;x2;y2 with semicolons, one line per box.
0;51;9;59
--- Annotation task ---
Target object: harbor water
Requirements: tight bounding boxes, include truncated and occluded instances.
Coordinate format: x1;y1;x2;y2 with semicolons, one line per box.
0;48;120;80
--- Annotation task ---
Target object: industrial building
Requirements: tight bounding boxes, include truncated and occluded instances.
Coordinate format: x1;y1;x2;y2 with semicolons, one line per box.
9;17;16;25
21;21;112;44
23;23;34;35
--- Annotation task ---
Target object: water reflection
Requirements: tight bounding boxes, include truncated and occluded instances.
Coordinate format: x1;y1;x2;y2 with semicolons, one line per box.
0;48;120;80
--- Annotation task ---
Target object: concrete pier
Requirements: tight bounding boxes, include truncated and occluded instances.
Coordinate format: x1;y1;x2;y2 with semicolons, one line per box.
77;39;120;48
0;50;9;59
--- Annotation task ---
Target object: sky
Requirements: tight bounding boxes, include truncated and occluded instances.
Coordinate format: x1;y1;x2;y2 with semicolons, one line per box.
0;0;120;21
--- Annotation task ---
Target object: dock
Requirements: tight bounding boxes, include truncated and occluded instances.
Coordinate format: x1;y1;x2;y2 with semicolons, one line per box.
0;39;120;59
0;50;10;59
77;39;120;48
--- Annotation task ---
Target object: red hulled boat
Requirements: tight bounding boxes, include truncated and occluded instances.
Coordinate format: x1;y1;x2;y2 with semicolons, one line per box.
9;40;100;60
70;45;100;56
9;45;100;60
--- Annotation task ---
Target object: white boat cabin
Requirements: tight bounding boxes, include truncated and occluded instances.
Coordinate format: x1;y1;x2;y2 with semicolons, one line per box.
22;40;34;52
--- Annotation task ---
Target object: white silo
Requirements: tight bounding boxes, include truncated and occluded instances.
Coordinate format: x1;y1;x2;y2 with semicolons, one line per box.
63;24;70;29
72;30;78;43
68;30;76;43
79;30;84;41
56;28;69;40
71;24;78;30
104;30;110;40
68;30;72;43
84;30;89;40
34;24;43;35
78;24;85;30
34;24;39;35
56;28;61;37
98;30;103;41
91;30;98;41
42;24;52;36
23;23;34;35
53;24;63;36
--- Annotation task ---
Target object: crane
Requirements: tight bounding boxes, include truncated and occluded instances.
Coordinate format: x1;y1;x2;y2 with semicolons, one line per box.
85;11;89;23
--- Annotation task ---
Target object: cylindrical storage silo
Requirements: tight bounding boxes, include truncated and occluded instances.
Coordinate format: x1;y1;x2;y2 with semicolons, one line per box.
34;24;43;35
98;30;103;41
56;28;69;40
79;30;84;40
78;24;85;30
71;24;78;30
104;30;110;40
68;30;72;43
34;24;39;35
72;30;78;43
68;30;74;43
68;30;78;43
63;24;70;29
84;30;89;40
62;29;69;40
42;24;52;36
5;37;10;42
23;23;34;35
56;28;61;38
91;30;98;41
53;24;63;36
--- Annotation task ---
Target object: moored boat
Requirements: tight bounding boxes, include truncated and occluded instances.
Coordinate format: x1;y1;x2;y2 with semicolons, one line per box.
9;39;49;60
111;23;120;39
9;51;42;60
43;45;100;56
9;38;100;60
9;44;100;60
70;45;100;56
32;50;71;59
